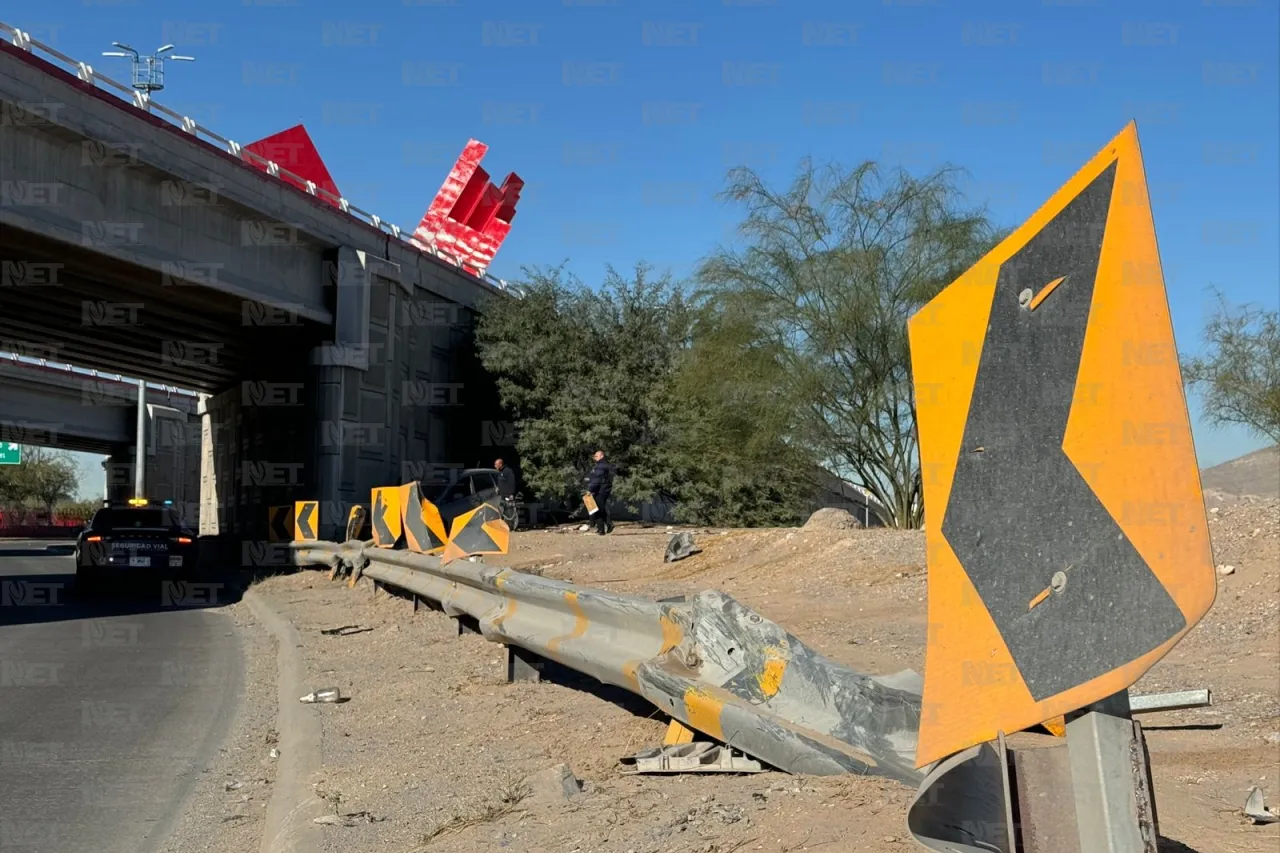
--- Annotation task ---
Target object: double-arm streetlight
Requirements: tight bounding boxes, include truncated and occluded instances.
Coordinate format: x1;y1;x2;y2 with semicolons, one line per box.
101;41;194;95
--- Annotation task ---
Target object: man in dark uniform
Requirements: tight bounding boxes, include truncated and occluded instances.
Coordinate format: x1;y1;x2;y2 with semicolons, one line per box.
585;449;614;535
494;458;516;498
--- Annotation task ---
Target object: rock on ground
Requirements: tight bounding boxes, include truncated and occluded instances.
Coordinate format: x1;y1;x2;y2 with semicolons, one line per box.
803;507;862;531
664;532;698;562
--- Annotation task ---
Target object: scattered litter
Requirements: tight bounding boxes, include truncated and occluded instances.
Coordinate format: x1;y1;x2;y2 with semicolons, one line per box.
620;742;765;774
313;811;384;827
578;524;591;533
1217;564;1236;576
522;763;582;805
1244;787;1279;824
299;687;342;704
664;532;699;563
320;625;374;636
269;748;280;759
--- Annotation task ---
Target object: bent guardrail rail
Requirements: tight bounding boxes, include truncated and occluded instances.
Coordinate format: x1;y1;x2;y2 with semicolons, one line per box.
292;538;926;784
290;538;1214;852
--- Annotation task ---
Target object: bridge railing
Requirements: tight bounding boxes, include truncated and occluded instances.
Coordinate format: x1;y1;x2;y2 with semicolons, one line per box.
1;21;523;297
0;351;200;398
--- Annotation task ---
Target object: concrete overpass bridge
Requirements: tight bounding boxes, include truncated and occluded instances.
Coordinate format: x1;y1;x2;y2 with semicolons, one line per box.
0;24;518;549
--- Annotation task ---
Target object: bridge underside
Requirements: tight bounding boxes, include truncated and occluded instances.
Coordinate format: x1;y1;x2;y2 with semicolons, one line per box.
0;228;326;392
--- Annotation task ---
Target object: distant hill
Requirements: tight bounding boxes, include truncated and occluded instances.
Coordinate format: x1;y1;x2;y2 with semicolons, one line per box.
1201;445;1280;498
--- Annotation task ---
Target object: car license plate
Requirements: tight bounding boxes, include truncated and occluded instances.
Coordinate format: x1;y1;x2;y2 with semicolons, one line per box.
168;556;183;567
128;556;149;568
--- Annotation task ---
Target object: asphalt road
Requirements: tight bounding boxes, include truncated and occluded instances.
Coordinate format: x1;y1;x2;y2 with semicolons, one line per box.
0;541;245;853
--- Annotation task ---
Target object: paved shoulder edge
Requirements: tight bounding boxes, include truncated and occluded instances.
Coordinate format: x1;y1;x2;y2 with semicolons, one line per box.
244;589;326;853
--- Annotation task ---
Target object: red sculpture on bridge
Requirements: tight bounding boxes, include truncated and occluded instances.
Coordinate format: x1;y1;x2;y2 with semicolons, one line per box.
244;125;343;209
244;128;522;277
412;140;524;277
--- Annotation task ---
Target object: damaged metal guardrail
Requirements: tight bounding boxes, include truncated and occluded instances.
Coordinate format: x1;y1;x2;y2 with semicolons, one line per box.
292;537;1212;852
294;538;927;784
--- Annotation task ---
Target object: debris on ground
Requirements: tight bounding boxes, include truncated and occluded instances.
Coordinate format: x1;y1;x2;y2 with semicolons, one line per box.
621;743;765;775
299;687;342;704
1244;787;1280;825
664;532;699;563
320;625;374;636
522;763;582;806
314;811;384;827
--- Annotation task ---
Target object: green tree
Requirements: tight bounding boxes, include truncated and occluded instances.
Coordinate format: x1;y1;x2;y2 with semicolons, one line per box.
696;160;1006;528
476;263;693;509
20;447;79;517
667;298;820;526
475;264;818;526
1183;291;1280;444
0;446;81;520
55;499;100;524
0;463;24;511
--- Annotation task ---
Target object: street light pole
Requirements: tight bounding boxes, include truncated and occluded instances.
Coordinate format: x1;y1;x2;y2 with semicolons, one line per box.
134;379;146;499
101;41;195;96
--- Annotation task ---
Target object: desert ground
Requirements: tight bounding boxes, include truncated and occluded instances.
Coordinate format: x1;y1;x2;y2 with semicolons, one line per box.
166;473;1280;853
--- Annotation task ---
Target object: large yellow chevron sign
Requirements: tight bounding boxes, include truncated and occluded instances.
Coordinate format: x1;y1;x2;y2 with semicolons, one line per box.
908;122;1215;768
369;482;510;563
399;482;447;554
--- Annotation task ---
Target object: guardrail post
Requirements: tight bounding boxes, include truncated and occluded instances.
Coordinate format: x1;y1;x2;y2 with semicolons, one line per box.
1065;690;1159;852
412;594;442;614
506;645;542;683
454;614;481;636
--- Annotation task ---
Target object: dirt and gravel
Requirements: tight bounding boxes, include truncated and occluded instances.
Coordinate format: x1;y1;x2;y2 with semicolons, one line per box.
237;489;1280;853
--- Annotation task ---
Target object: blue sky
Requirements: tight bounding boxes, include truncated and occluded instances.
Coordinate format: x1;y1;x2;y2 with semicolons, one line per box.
6;0;1277;492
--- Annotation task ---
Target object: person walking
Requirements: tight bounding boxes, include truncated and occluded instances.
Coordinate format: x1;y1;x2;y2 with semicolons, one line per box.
585;449;614;535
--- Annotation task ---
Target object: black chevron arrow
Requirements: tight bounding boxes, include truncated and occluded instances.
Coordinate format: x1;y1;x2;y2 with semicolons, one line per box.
940;161;1185;701
269;507;291;542
296;502;317;540
372;490;395;545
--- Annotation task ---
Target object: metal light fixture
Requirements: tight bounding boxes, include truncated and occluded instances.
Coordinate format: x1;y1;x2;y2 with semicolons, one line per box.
101;41;195;94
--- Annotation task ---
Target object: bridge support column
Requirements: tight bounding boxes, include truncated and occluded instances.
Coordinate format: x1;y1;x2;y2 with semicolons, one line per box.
198;394;221;538
103;448;132;505
307;247;508;540
311;247;408;542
